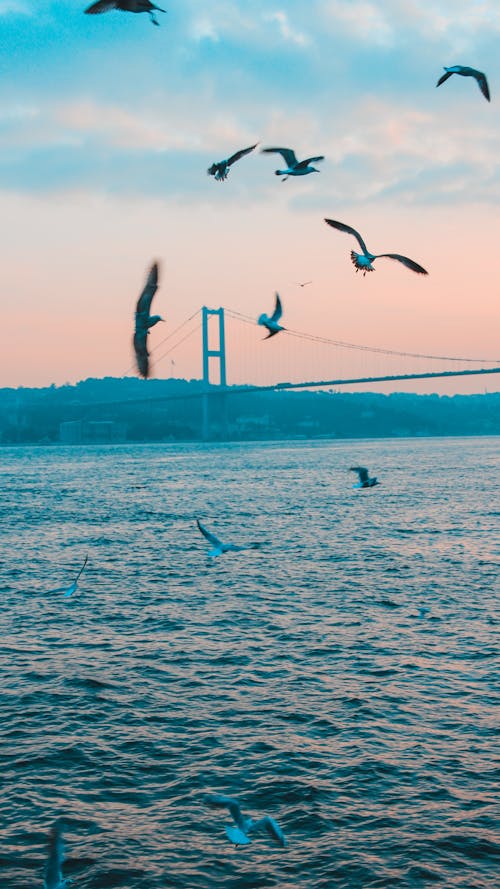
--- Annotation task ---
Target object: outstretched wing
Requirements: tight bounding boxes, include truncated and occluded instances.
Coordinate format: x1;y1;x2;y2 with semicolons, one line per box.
296;155;324;169
261;147;298;168
84;0;119;14
436;71;453;88
270;292;283;324
44;824;64;889
136;262;159;315
74;555;88;585
133;329;150;378
350;466;368;483
324;219;369;255
197;520;224;550
227;143;258;166
376;253;428;274
205;793;247;831
250;816;287;847
474;70;490;101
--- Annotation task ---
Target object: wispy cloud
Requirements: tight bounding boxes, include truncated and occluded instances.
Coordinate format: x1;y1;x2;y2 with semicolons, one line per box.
264;11;311;47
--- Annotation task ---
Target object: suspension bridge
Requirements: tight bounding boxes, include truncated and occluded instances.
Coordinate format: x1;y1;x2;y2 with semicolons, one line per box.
115;306;500;439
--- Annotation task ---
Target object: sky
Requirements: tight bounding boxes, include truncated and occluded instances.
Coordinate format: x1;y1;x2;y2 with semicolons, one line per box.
1;0;499;393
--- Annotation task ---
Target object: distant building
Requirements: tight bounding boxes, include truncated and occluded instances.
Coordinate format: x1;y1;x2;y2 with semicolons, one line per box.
59;420;127;444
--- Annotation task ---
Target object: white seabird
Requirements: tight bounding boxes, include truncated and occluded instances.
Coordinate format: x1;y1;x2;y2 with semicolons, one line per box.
205;793;287;847
324;219;428;276
207;143;258;182
257;293;285;339
52;555;88;597
196;520;251;558
350;466;379;488
297;281;312;288
44;823;68;889
84;0;166;26
261;147;324;180
133;261;164;379
436;66;490;102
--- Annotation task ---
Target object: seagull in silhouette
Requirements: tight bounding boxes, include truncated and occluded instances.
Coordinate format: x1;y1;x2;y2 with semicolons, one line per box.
436;66;490;102
44;823;68;889
196;520;259;559
206;793;287;847
52;555;88;598
84;0;166;26
207;143;258;181
133;261;164;379
350;467;379;488
258;293;285;339
297;281;312;288
261;147;324;180
324;219;428;276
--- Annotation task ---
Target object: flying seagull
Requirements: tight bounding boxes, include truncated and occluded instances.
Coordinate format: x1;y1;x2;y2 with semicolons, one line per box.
84;0;166;26
324;219;428;276
52;555;88;598
133;261;164;379
261;147;324;180
207;143;258;182
205;793;287;847
258;292;285;339
297;281;312;288
350;466;379;488
196;520;260;559
44;823;69;889
436;66;490;102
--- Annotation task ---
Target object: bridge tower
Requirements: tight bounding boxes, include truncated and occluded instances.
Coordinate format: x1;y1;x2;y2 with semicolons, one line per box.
201;307;227;440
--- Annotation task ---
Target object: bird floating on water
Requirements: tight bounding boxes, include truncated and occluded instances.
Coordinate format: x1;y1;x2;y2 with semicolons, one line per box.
52;555;88;598
350;466;379;488
324;219;428;276
206;793;287;847
133;261;164;379
84;0;166;26
261;147;324;180
207;144;258;182
436;66;490;102
44;823;68;889
258;293;285;339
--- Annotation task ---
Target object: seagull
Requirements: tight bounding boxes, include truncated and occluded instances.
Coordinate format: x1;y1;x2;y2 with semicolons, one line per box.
44;823;69;889
205;794;287;848
257;293;285;339
436;66;490;102
52;555;88;597
207;143;258;182
133;261;164;379
324;219;428;276
196;520;251;558
84;0;166;26
261;147;324;180
350;466;379;488
297;281;312;288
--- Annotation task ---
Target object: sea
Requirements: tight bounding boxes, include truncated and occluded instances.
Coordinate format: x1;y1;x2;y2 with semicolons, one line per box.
0;437;498;888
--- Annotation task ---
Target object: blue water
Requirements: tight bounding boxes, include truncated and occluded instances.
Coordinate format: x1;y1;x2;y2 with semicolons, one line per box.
0;437;498;888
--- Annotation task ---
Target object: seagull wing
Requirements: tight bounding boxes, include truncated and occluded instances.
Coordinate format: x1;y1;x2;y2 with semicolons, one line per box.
270;293;283;323
133;328;150;378
84;0;119;14
296;155;324;169
474;70;490;101
205;793;247;832
350;466;369;483
197;520;224;550
227;143;258;166
135;262;159;315
324;219;370;255
249;816;287;847
375;253;428;274
436;70;453;88
74;555;88;585
261;147;298;167
44;824;64;889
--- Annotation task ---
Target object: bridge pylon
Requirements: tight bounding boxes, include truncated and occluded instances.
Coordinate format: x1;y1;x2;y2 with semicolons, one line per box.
201;307;227;440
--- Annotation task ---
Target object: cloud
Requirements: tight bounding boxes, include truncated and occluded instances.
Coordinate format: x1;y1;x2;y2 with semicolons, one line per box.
322;0;394;47
264;11;311;47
